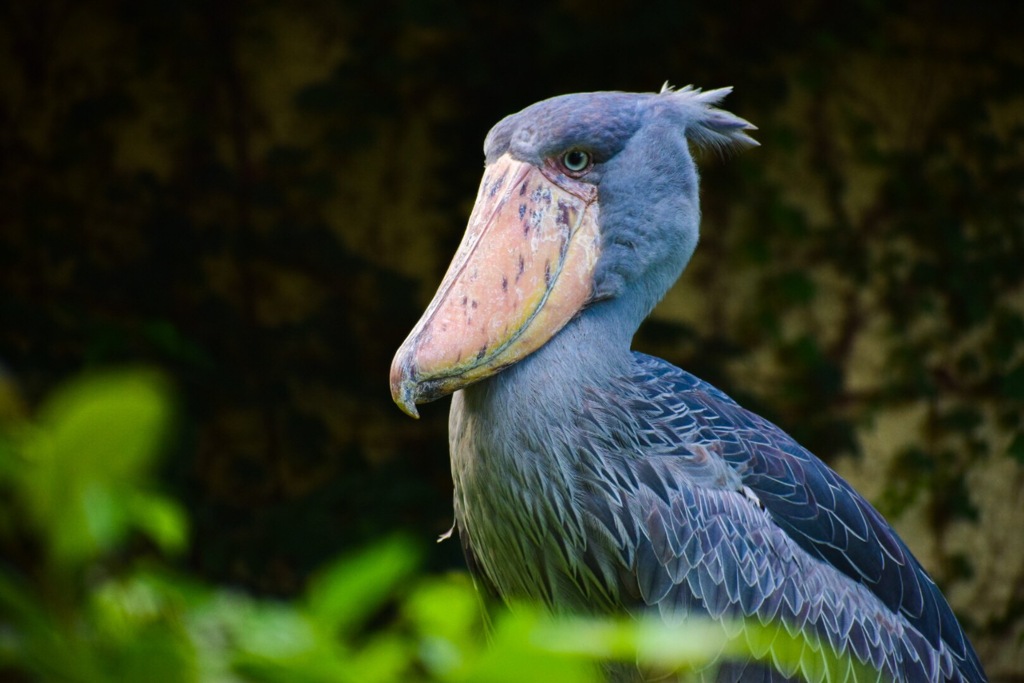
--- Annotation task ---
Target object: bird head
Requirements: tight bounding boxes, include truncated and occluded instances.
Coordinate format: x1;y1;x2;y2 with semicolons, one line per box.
391;85;756;417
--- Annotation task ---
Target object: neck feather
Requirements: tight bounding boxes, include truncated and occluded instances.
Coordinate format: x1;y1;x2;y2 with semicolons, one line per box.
457;304;634;439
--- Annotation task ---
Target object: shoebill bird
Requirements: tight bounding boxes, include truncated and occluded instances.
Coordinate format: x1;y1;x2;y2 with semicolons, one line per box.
389;85;986;682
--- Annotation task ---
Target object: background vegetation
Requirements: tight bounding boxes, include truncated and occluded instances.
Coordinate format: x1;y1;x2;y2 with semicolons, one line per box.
1;1;1022;679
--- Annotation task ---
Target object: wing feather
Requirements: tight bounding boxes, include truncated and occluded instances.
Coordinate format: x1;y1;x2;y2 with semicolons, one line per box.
570;352;985;682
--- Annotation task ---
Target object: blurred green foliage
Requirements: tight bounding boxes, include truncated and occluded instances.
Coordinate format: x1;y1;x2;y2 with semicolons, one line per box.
14;371;182;565
0;372;880;682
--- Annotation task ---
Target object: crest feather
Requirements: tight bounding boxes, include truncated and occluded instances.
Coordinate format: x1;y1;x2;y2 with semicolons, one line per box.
659;82;759;152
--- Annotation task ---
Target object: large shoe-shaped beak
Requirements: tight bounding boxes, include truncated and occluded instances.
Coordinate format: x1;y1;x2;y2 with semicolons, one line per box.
390;153;602;417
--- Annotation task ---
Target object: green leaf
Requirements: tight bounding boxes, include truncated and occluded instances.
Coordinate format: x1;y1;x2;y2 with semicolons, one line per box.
235;604;320;661
405;574;482;678
305;536;419;635
20;370;173;565
125;492;189;555
227;599;355;683
88;576;199;683
346;634;411;683
0;569;103;682
465;609;599;683
405;573;480;643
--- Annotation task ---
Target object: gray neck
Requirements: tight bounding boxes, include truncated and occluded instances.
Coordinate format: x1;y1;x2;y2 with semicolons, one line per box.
449;291;670;608
450;305;635;606
460;301;636;427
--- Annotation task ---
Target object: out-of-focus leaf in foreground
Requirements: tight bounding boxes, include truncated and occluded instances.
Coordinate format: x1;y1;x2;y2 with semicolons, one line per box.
306;535;420;636
17;370;181;565
0;371;875;682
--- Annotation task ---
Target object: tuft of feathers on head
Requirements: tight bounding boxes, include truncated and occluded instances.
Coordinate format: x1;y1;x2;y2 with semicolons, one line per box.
658;82;759;152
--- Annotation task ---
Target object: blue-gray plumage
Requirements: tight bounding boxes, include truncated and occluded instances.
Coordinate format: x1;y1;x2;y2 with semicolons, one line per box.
391;86;986;681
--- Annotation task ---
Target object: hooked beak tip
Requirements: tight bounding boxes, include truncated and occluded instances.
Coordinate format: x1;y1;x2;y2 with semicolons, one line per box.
389;356;421;419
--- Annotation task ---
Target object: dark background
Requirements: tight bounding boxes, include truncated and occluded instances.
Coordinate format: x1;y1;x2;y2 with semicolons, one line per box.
2;0;1022;676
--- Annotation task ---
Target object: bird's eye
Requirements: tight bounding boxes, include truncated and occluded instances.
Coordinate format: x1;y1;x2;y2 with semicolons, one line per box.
560;149;592;174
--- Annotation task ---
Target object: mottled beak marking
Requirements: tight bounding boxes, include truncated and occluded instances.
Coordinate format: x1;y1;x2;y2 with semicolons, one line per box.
390;153;602;417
